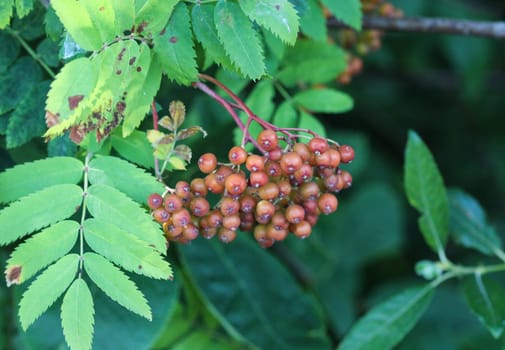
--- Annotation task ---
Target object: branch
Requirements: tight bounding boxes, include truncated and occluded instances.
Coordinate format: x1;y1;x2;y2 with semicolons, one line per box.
328;15;505;39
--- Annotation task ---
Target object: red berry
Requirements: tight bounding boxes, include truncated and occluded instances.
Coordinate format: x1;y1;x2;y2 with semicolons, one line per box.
205;173;225;194
182;223;199;241
207;210;223;228
258;182;280;201
220;197;240;216
228;146;248;165
239;212;255;232
291;220;312;239
240;195;257;214
164;194;183;213
299;182;320;201
266;224;288;241
218;227;236;243
223;214;241;231
249;171;269;188
265;161;282;177
266;147;283;161
147;193;163;209
190;178;208;197
338;170;353;189
163;222;183;240
189;197;210;217
271;212;288;230
327;148;341;168
280;152;303;175
198;153;217;173
277;180;292;198
172;208;191;227
317;193;338;214
255;200;275;224
246;154;265;172
225;173;247;196
152;208;170;223
215;166;233;184
285;204;305;224
308;137;329;154
257;129;279;151
293;143;312;162
339;145;355;163
175;181;191;202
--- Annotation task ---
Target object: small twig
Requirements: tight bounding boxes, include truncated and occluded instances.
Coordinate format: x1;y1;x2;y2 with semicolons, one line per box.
328;15;505;39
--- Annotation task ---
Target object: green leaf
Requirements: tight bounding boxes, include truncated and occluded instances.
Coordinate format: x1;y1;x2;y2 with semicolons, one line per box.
180;235;331;350
135;0;177;35
19;253;79;330
86;183;166;253
152;2;198;85
37;39;60;67
0;156;83;203
404;131;449;253
80;0;117;45
278;40;346;86
338;285;434;350
122;51;162;136
44;6;64;42
321;0;362;30
0;32;20;72
272;101;298;128
83;218;172;280
111;129;154;168
6;80;50;148
5;220;79;286
15;0;33;18
88;155;164;204
61;278;94;350
462;274;505;338
0;56;41;115
51;0;103;51
0;184;83;245
448;189;502;256
299;0;327;41
239;0;299;45
0;0;13;28
192;4;233;69
215;0;265;80
298;111;326;138
293;88;353;114
84;252;151;320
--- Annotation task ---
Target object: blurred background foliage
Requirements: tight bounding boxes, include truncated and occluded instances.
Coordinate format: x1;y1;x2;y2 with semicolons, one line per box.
1;0;505;349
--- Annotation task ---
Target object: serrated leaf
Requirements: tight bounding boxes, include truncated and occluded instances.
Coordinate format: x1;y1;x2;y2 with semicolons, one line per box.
404;131;449;253
215;0;265;80
176;126;206;141
300;0;326;41
321;0;362;30
122;52;162;136
15;0;34;18
0;184;83;245
36;39;60;68
88;156;164;204
44;6;63;41
192;4;233;69
61;278;94;350
338;285;434;350
110;0;135;34
169;100;186;129
272;101;298;128
0;156;83;203
278;39;346;86
0;1;14;29
84;252;151;320
5;220;79;286
111;129;154;169
0;31;19;71
83;218;172;280
168;156;186;170
19;253;79;330
51;0;103;51
462;274;505;338
80;0;116;45
158;116;176;131
0;56;41;115
448;189;502;256
86;184;166;253
135;0;177;35
6;80;50;148
239;0;299;45
293;88;353;114
180;236;331;350
152;2;197;85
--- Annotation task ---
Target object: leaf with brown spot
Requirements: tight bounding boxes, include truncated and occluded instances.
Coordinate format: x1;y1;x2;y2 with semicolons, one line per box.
45;111;60;128
68;95;84;110
174;144;192;161
158;115;175;131
176;126;207;141
169;100;186;129
6;265;22;287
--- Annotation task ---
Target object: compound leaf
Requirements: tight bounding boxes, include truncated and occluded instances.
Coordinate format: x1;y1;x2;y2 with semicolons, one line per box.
51;0;103;51
61;278;95;350
88;155;164;204
153;2;198;85
0;184;83;245
19;253;79;330
215;0;265;80
448;189;502;256
83;218;172;280
192;3;233;69
321;0;362;30
338;285;434;350
404;131;449;253
135;0;178;35
239;0;299;45
462;274;505;338
5;220;79;286
111;129;154;168
84;252;151;320
293;88;353;114
0;156;83;204
86;183;166;253
81;0;116;45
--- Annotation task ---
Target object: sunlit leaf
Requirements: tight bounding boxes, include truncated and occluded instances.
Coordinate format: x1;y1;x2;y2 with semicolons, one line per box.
293;88;353;114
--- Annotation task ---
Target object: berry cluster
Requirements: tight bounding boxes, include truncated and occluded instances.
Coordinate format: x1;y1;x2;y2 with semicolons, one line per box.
148;130;354;248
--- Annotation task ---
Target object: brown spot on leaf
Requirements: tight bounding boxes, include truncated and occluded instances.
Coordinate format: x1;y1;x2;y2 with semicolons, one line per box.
138;265;143;270
129;57;136;66
99;6;105;11
160;28;166;36
275;4;281;10
136;66;142;72
169;36;177;43
45;111;60;127
69;125;86;144
118;47;127;61
116;69;122;75
6;265;22;287
137;21;148;34
68;95;84;111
